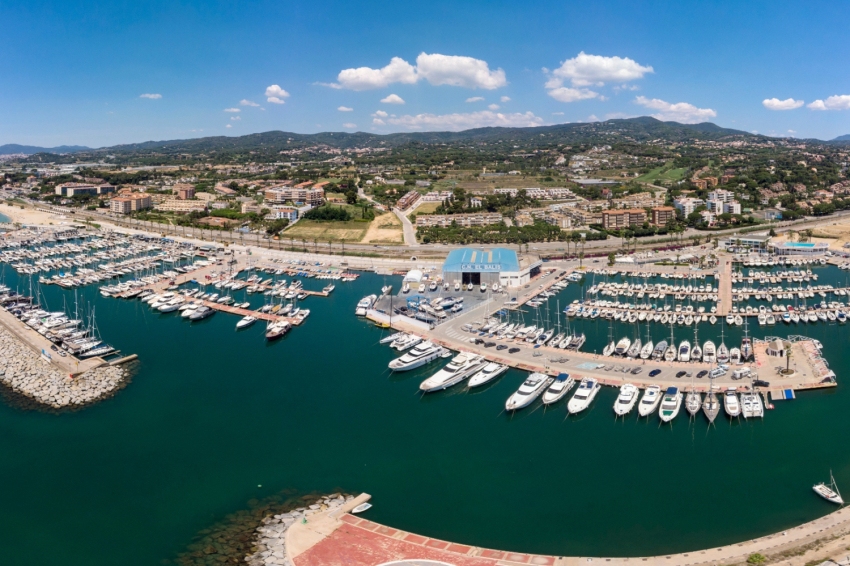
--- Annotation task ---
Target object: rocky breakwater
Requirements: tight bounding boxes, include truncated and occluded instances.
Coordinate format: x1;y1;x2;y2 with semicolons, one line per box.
0;327;127;409
245;494;354;566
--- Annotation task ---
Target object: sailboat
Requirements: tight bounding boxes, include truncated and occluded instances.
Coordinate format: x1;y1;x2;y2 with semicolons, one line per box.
716;327;729;364
685;388;702;416
702;385;720;423
741;316;753;361
664;318;677;361
639;322;653;359
603;318;615;356
813;471;844;505
690;327;702;362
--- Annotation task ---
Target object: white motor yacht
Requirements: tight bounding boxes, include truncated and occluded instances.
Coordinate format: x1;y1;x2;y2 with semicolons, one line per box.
542;373;575;405
729;347;742;365
658;387;683;422
702;340;716;364
613;383;639;416
467;363;508;388
505;373;554;411
567;378;601;414
236;315;257;329
678;340;691;362
388;342;444;371
614;337;631;356
637;385;662;417
419;353;485;392
724;388;741;418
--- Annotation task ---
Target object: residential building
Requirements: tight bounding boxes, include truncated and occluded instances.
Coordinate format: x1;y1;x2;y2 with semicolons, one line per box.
55;183;115;197
241;202;264;214
155;199;208;213
708;189;734;203
264;185;325;207
396;190;421;210
673;197;704;216
421;191;452;202
723;201;742;215
469;197;483;208
650;206;675;226
267;206;298;222
173;185;195;200
699;210;716;225
611;194;665;209
109;195;152;214
601;208;646;229
415;180;431;188
415;213;504;228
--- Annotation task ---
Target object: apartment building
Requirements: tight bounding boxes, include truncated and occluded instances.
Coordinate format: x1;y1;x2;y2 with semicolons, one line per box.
601;208;646;229
155;199;208;213
650;206;675;226
674;197;704;216
264;185;325;207
396;190;421;210
415;213;504;228
109;194;152;214
173;184;195;200
266;206;298;222
708;189;734;203
55;183;116;197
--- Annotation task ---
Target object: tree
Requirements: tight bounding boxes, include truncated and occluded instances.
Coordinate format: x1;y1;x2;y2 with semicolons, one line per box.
345;190;358;205
768;227;776;237
607;252;616;266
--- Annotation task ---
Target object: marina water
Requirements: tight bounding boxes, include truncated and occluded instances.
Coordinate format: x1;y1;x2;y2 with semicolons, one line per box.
0;261;848;564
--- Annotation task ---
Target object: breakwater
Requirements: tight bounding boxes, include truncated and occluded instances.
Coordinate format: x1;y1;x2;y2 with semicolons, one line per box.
245;494;354;566
0;326;127;408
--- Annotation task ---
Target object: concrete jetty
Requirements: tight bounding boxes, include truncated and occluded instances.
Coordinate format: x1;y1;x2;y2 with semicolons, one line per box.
265;493;850;566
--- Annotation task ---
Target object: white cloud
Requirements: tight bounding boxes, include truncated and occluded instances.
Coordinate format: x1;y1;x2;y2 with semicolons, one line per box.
240;99;260;107
338;106;354;112
226;124;232;128
342;123;357;129
587;115;599;122
372;118;386;125
552;111;565;116
466;96;485;102
329;53;506;91
613;84;640;92
788;129;797;134
762;98;804;111
230;116;241;121
372;110;388;118
333;57;417;90
500;96;511;102
551;52;653;87
140;93;162;99
547;87;599;103
634;96;716;123
265;85;290;104
380;110;544;131
488;103;500;110
380;94;405;104
224;108;241;113
808;95;850;111
415;53;506;89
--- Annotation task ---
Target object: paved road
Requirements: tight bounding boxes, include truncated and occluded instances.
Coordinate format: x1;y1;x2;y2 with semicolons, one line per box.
393;207;418;247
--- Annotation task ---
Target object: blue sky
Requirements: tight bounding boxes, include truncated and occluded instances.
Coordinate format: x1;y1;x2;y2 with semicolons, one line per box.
3;0;850;147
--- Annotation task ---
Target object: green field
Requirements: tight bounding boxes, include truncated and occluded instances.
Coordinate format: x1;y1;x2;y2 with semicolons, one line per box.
636;164;688;184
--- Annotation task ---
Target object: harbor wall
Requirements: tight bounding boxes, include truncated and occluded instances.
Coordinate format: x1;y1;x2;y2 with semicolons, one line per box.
0;326;127;409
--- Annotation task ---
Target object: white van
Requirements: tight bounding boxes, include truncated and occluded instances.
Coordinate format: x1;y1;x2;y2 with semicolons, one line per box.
732;367;752;379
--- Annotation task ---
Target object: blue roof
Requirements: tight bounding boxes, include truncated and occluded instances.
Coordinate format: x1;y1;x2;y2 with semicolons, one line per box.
443;247;520;273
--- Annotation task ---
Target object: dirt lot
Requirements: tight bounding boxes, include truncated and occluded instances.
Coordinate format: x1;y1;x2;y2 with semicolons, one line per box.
282;220;369;243
809;220;850;250
361;212;403;244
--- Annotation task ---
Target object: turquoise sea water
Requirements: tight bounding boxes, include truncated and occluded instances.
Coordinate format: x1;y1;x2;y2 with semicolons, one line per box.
0;263;848;565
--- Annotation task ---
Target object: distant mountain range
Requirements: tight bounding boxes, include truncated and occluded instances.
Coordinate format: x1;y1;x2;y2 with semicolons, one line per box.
105;116;758;153
0;144;91;155
6;117;848;160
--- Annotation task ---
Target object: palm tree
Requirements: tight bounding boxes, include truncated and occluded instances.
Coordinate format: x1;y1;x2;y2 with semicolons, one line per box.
313;238;318;254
